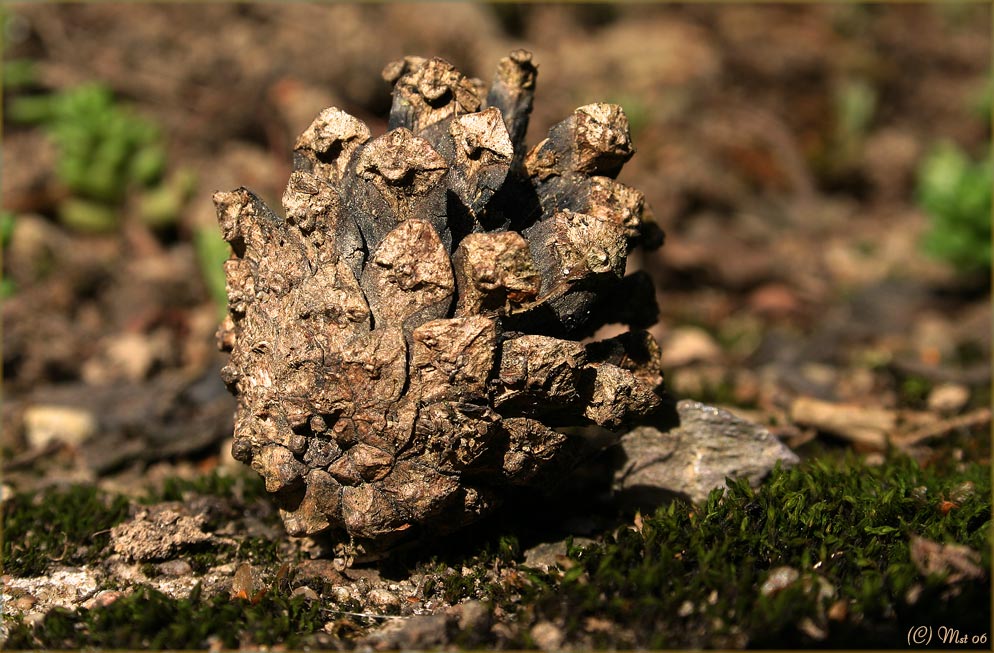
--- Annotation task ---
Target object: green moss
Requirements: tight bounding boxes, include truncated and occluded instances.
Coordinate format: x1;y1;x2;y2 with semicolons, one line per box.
141;469;266;505
3;583;325;650
2;485;130;577
194;224;231;318
899;375;933;408
4;456;988;648
508;454;991;648
917;141;992;274
235;537;284;566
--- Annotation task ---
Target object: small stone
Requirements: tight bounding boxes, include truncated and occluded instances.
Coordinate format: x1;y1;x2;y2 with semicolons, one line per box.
79;333;149;384
455;599;491;633
291;586;320;601
14;595;37;611
827;600;848;621
373;614;450;649
523;540;568;571
949;481;976;504
659;326;722;368
329;585;354;605
677;600;693;617
927;383;970;414
760;566;800;597
798;617;827;640
366;588;401;611
82;590;123;610
111;504;213;562
23;405;97;449
613;400;799;505
157;559;193;577
530;621;564;650
295;558;346;587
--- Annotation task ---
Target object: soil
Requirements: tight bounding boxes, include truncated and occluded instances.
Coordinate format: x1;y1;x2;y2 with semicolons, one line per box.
2;4;990;649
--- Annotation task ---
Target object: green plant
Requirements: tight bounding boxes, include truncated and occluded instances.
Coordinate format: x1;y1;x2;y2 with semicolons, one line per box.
1;210;16;298
8;83;168;232
3;58;37;90
3;583;325;649
193;224;230;316
505;454;991;648
2;485;131;577
917;142;992;274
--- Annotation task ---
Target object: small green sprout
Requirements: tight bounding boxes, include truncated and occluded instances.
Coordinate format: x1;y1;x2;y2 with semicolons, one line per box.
194;224;231;317
8;83;170;232
1;211;16;298
917;142;992;274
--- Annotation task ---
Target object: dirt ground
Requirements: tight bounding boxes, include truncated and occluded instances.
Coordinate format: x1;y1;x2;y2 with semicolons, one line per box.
1;3;990;649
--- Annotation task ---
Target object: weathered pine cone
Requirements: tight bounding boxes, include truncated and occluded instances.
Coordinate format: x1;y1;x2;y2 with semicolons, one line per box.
215;51;665;549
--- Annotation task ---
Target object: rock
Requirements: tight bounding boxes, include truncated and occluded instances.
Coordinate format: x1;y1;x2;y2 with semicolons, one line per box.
157;559;193;577
659;326;722;368
366;588;401;612
909;535;985;585
365;614;450;650
530;621;564;650
523;538;595;571
927;383;970;414
2;568;102;617
13;595;37;611
291;586;320;601
329;585;354;605
22;405;97;449
613;400;799;505
295;558;346;587
453;599;491;634
111;504;213;562
81;331;167;384
82;590;123;610
760;566;800;596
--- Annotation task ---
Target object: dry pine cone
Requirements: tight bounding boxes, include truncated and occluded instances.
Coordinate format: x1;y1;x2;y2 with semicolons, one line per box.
215;51;665;549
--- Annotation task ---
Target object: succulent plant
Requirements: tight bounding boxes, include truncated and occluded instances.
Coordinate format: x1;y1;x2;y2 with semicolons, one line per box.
214;51;665;550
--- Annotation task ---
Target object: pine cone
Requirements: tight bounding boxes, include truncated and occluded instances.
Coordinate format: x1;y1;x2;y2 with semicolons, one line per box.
214;51;665;549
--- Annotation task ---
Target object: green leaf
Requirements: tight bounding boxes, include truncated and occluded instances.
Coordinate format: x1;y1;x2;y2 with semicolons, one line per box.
863;525;899;536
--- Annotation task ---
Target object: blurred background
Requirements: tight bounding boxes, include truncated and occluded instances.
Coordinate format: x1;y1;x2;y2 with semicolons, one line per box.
2;3;990;494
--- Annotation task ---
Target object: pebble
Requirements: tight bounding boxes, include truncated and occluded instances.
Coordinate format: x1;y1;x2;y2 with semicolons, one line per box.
329;585;353;604
455;599;490;633
291;586;319;601
659;326;722;368
82;590;123;610
827;600;848;621
23;405;97;449
927;383;970;414
157;559;193;577
760;566;799;597
366;588;401;611
14;595;37;611
530;621;564;650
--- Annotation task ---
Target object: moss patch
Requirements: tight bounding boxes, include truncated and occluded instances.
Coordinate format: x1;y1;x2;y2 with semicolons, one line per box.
4;455;988;649
3;583;324;649
505;454;991;648
2;485;130;577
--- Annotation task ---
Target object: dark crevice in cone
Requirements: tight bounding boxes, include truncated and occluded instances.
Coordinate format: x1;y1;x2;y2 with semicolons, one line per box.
214;51;667;552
